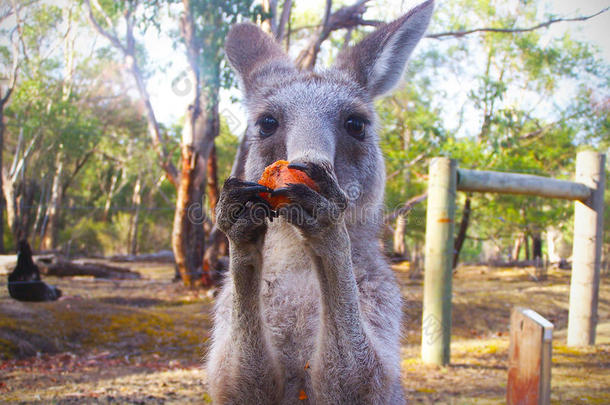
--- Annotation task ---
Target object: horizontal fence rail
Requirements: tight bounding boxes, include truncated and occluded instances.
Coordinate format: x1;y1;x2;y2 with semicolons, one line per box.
457;169;592;201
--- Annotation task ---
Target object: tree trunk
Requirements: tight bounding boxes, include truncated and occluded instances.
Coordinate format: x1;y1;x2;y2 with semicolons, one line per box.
103;169;120;222
13;181;34;243
261;0;278;35
453;196;471;268
173;145;205;287
525;233;531;261
512;234;523;261
33;178;50;249
230;132;250;179
2;173;16;243
0;109;5;254
410;240;422;279
393;215;407;258
207;144;220;220
202;130;247;282
202;142;228;281
173;0;222;288
532;233;542;260
172;87;218;287
275;0;292;42
532;231;545;280
0;2;21;254
129;175;142;255
294;0;332;70
128;60;178;187
41;156;64;251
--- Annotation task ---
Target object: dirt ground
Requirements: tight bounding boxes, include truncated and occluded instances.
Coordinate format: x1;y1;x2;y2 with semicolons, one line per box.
1;261;608;404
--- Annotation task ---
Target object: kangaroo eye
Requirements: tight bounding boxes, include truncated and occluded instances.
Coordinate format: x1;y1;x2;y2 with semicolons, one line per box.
258;115;279;137
344;116;366;140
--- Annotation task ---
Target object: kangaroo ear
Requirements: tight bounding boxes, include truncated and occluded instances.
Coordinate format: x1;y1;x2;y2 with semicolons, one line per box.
225;23;294;93
335;0;433;98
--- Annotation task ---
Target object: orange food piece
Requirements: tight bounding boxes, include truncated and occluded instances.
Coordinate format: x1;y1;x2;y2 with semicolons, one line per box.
298;389;308;400
258;160;318;209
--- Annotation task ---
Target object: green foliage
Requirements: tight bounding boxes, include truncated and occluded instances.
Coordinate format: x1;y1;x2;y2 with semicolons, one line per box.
215;117;240;184
1;0;607;261
371;0;609;260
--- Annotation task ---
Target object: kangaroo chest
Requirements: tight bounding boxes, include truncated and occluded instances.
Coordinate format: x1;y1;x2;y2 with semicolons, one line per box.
260;223;321;396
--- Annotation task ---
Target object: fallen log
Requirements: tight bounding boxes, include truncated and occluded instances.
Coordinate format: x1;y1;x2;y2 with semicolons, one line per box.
108;250;174;263
37;257;140;279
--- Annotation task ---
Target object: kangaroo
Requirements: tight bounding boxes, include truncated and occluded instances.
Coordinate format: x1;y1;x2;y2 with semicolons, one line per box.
207;1;434;403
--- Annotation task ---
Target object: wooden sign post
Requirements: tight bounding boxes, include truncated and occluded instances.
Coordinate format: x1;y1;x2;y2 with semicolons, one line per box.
507;307;553;405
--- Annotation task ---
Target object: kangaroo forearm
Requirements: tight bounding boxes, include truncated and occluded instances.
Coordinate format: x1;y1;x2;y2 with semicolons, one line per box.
210;301;282;403
311;296;391;403
210;240;283;403
307;223;361;328
227;238;273;356
311;295;394;404
228;239;264;310
312;333;390;404
307;224;395;402
209;329;282;404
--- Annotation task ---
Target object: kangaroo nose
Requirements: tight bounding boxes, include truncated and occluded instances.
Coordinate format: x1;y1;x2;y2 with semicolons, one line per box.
286;152;333;171
285;136;335;171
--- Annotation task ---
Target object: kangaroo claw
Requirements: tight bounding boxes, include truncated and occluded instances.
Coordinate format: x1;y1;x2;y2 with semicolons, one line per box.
242;185;273;194
287;162;309;171
270;187;291;197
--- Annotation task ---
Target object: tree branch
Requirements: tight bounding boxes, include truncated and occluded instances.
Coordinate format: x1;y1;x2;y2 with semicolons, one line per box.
261;0;278;35
62;147;97;195
275;0;292;42
10;0;29;66
10;130;41;183
384;192;428;224
295;0;373;70
386;152;426;181
0;25;20;107
518;109;583;141
84;0;179;187
84;0;126;53
0;0;38;24
426;7;609;40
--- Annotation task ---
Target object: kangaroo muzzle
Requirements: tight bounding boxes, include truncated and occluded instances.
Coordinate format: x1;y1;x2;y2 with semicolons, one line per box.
285;127;336;172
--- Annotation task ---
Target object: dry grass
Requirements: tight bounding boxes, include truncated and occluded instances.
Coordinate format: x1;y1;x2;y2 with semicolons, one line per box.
0;262;608;403
397;265;610;404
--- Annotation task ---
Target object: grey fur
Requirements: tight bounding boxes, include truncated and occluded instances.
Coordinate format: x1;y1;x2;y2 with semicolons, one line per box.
207;1;434;403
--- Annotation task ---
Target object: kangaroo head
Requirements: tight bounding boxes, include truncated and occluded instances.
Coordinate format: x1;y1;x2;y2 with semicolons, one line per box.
225;0;433;229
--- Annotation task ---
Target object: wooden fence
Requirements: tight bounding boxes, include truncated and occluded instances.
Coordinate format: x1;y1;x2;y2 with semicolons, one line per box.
421;150;606;365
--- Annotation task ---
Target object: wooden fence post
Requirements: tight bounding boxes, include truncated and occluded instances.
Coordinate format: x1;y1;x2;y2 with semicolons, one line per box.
422;157;456;365
568;151;606;346
507;307;553;405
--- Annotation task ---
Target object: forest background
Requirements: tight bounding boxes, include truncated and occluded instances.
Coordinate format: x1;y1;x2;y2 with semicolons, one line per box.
0;0;608;287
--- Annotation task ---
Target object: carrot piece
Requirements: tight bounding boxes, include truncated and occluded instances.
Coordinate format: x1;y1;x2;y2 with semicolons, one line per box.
258;160;318;209
298;389;308;400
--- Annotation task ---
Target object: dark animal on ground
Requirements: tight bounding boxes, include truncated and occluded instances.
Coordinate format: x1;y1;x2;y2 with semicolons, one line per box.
8;240;61;302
